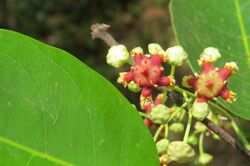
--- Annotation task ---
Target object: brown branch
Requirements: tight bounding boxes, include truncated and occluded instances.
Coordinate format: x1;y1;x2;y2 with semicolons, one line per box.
90;23;250;159
202;118;250;159
90;23;118;47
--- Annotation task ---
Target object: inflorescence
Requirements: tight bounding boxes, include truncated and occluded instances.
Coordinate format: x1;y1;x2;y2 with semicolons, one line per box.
105;43;238;165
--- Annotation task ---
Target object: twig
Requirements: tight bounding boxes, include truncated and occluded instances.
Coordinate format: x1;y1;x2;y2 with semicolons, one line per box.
90;23;118;47
90;23;250;159
202;118;250;159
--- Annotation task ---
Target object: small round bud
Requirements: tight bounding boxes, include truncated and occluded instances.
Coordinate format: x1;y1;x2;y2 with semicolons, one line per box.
197;153;213;165
149;104;171;124
130;47;143;57
148;43;164;55
169;122;184;133
127;81;141;92
148;43;167;61
200;47;221;62
166;45;188;66
156;139;170;155
194;122;207;133
106;44;129;68
188;134;198;145
167;141;195;163
192;101;209;121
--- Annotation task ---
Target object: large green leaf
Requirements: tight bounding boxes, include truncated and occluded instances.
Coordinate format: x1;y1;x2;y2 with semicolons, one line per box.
170;0;250;120
0;29;159;165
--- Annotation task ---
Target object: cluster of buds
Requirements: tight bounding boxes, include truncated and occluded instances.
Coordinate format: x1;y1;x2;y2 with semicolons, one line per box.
183;47;238;103
107;43;187;97
105;44;238;165
118;44;175;98
183;47;238;121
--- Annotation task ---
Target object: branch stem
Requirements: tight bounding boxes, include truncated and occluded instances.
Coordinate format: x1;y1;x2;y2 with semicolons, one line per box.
173;86;196;98
154;125;165;142
183;110;193;143
170;65;176;76
199;132;205;155
164;124;169;138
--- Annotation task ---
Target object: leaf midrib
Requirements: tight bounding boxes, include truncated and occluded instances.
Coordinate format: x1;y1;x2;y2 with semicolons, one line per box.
0;136;75;166
234;0;250;66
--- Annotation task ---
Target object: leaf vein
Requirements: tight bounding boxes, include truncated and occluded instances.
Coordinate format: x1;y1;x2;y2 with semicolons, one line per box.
0;136;75;166
234;0;250;66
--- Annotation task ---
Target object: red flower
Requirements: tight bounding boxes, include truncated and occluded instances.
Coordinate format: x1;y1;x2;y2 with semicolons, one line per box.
183;48;238;103
118;46;175;98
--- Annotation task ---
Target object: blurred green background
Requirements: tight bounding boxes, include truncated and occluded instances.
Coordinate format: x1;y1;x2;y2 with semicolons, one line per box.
1;0;249;165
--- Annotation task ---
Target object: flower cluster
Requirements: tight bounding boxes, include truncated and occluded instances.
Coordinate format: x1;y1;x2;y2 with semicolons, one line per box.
117;44;179;98
183;47;238;103
182;48;238;121
105;44;238;165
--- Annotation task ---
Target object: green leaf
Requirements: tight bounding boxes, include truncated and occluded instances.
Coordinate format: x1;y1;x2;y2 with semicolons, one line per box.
170;0;250;120
0;29;159;165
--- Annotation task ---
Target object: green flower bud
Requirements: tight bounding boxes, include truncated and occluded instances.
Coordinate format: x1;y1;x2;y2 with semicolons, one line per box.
197;153;213;165
166;46;188;66
156;139;169;155
106;44;129;68
200;47;221;62
194;122;207;133
127;81;141;92
192;101;209;121
187;134;198;145
149;104;171;124
169;122;184;133
167;141;195;163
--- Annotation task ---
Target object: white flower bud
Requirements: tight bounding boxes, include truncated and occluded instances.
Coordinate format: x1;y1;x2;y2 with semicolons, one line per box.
106;44;129;68
148;43;164;55
200;47;221;62
194;122;207;133
166;46;188;66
